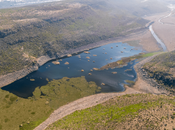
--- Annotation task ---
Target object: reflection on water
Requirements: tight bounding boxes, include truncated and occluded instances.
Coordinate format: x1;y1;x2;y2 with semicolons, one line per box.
2;42;142;98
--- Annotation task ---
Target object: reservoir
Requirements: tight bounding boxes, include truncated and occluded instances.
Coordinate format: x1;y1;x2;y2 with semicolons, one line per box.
2;42;142;98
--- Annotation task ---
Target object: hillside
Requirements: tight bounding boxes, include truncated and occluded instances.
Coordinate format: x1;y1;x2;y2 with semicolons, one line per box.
47;93;175;130
0;0;167;77
143;51;175;94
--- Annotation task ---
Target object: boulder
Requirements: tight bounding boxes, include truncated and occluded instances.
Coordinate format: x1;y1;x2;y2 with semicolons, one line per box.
30;79;35;81
64;62;69;65
84;51;90;54
52;61;60;65
67;54;72;57
93;68;99;71
101;83;105;86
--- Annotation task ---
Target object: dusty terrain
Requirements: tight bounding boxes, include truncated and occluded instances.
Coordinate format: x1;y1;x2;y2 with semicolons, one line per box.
122;29;160;52
133;54;168;94
145;10;175;52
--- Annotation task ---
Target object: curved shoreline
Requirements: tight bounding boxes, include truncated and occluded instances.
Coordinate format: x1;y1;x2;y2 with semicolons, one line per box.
34;54;169;130
0;27;148;88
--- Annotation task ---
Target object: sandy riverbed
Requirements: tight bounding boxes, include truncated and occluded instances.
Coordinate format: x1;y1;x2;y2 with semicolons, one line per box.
145;10;175;52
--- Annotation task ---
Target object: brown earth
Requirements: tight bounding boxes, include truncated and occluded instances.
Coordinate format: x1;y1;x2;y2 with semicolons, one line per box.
145;10;175;52
133;53;169;95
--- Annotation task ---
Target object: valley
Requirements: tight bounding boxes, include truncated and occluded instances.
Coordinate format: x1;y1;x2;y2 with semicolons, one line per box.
0;0;175;130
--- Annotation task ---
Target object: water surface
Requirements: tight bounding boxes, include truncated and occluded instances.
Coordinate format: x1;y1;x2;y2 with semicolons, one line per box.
2;42;142;98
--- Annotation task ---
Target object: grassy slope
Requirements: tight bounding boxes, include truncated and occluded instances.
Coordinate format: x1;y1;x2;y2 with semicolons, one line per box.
0;0;167;76
47;94;175;130
0;76;100;130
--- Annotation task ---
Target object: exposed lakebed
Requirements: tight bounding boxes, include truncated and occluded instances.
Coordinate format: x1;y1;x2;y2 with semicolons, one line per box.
2;42;142;98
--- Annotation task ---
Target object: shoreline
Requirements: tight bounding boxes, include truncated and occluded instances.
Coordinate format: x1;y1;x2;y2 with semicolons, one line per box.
34;54;170;130
133;54;168;95
0;27;149;88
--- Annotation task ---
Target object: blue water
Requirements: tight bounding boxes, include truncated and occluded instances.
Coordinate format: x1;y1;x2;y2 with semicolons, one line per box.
2;42;142;98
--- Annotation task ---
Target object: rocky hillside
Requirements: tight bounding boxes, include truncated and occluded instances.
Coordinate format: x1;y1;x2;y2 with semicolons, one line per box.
143;51;175;94
0;0;167;76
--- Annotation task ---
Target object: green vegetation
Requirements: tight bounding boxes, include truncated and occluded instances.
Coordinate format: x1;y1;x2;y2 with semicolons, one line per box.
0;76;100;130
125;80;135;86
100;52;162;70
0;0;151;75
47;94;175;130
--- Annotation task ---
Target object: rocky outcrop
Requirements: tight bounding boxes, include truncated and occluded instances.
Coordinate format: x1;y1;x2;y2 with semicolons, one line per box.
0;65;38;88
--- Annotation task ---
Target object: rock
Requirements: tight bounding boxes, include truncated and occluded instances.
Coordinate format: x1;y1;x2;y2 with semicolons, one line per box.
112;72;117;74
64;62;69;65
101;83;105;86
93;68;99;71
88;73;92;75
86;56;90;59
67;54;72;57
84;51;90;54
52;61;60;65
81;69;84;72
77;55;81;58
30;79;35;81
93;54;97;56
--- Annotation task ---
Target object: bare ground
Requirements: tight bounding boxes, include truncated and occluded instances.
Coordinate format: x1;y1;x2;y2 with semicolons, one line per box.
133;54;168;95
145;10;175;52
